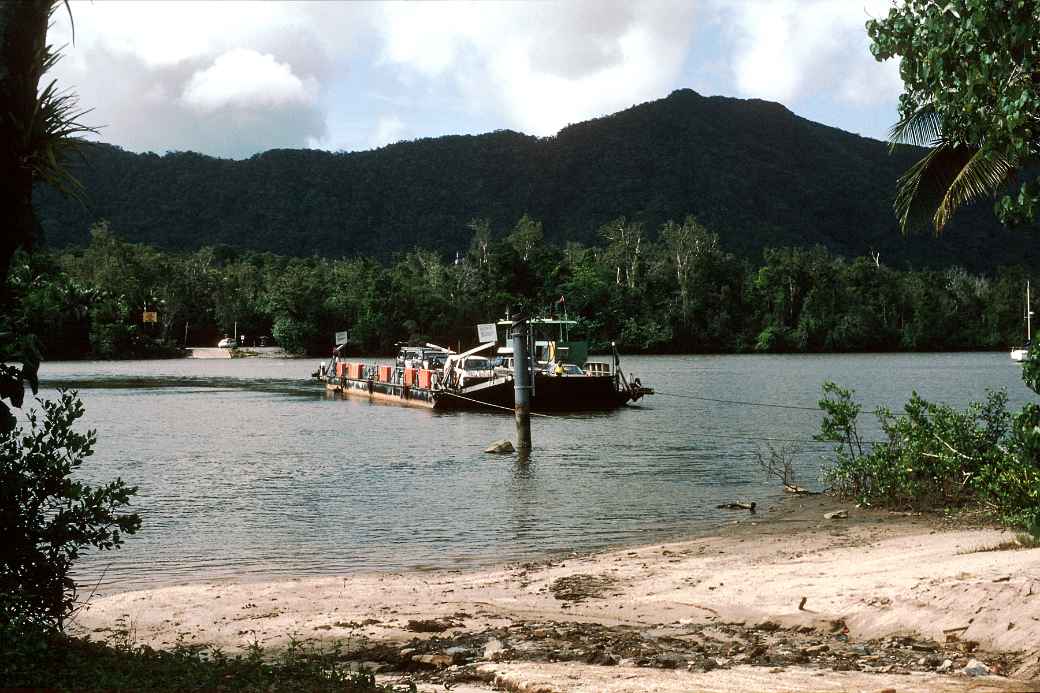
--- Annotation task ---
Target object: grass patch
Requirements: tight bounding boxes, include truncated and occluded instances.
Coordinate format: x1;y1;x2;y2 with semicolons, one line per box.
970;533;1040;553
1;626;407;692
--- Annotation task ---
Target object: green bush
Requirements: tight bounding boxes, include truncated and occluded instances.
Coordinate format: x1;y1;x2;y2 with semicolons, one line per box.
271;317;316;355
0;390;141;630
817;381;1040;536
0;627;396;691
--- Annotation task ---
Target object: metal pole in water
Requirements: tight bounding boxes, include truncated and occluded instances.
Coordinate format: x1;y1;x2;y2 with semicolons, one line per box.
511;311;532;450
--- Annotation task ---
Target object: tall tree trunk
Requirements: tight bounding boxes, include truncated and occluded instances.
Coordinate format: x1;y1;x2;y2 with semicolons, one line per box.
0;0;50;289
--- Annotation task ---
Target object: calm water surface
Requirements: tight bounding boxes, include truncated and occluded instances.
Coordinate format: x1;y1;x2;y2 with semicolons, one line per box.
34;353;1033;592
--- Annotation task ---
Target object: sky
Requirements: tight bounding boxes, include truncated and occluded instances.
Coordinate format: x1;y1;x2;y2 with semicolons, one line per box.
47;0;905;160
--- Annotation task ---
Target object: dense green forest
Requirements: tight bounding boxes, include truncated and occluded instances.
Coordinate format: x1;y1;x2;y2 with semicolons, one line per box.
9;216;1035;360
33;90;1039;272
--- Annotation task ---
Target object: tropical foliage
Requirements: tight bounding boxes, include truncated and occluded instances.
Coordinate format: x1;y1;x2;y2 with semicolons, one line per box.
2;625;398;691
868;0;1040;233
11;218;1039;359
0;7;148;690
818;378;1040;537
0;391;140;631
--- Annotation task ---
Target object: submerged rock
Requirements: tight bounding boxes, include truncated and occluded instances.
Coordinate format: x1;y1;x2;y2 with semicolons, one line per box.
485;439;515;454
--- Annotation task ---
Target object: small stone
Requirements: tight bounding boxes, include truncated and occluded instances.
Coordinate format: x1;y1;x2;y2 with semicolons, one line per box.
484;439;514;454
653;653;687;669
936;658;954;673
406;617;455;632
483;638;505;660
413;653;454;668
961;659;990;677
804;644;830;655
586;651;620;666
824;510;849;520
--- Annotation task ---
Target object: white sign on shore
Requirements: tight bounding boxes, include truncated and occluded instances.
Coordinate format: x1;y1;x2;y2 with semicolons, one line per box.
477;323;497;343
335;330;350;345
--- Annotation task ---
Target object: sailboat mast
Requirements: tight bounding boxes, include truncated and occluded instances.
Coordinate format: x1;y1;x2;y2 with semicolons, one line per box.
1028;281;1033;342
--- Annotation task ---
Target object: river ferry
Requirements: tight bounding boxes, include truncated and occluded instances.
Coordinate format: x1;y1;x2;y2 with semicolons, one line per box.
315;319;653;412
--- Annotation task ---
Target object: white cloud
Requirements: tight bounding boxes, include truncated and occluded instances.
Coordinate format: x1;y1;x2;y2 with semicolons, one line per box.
373;1;697;136
370;115;406;148
721;0;902;106
50;1;304;67
42;1;899;156
378;3;473;77
45;1;358;157
182;49;316;112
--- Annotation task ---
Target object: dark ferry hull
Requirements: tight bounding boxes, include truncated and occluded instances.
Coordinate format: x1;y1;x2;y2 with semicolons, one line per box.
323;373;633;412
438;373;630;412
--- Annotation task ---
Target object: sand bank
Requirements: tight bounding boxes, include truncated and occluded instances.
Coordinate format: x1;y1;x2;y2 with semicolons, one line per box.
74;496;1040;692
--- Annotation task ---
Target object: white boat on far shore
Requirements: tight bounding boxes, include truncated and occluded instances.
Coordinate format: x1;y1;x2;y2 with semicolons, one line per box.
1011;280;1033;362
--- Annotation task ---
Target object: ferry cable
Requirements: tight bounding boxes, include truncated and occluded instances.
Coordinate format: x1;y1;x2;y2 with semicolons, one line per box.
438;391;556;417
653;391;821;411
683;430;885;445
437;392;887;443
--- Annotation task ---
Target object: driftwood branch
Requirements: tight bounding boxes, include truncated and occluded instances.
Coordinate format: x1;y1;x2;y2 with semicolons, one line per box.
757;442;818;494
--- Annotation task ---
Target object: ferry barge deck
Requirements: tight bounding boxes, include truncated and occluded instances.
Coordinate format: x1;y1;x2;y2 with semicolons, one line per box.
315;319;653;413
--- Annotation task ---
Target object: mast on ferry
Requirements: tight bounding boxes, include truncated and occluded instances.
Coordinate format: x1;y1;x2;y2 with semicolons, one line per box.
1028;280;1033;343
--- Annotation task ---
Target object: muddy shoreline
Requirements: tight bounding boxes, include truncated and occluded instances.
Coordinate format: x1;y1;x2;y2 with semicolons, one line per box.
73;495;1040;692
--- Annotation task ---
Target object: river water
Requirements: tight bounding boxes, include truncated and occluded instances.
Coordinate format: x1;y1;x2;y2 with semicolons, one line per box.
34;353;1034;592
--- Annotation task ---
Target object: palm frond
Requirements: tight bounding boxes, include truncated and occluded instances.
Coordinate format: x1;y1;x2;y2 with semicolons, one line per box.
54;0;74;44
895;141;1013;235
25;44;97;199
889;102;941;149
934;147;1014;231
895;141;975;234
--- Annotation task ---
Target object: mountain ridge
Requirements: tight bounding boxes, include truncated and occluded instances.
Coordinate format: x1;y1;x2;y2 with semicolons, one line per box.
33;89;1037;271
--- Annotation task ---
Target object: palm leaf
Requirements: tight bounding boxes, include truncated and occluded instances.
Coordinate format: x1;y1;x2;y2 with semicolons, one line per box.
26;71;95;197
889;102;942;149
895;140;1014;235
934;147;1014;231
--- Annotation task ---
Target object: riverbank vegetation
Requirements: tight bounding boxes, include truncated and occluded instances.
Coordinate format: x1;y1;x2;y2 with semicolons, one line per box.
809;1;1040;541
11;217;1038;359
817;354;1040;537
2;624;399;691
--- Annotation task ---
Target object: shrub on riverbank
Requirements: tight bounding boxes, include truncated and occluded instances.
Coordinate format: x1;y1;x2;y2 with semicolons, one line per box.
1;390;141;630
816;382;1040;537
0;626;396;691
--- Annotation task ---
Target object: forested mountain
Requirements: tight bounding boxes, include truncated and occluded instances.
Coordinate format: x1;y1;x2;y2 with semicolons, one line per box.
33;89;1037;270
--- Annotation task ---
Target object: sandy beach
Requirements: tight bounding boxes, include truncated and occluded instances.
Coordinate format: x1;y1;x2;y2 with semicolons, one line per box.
73;496;1040;692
